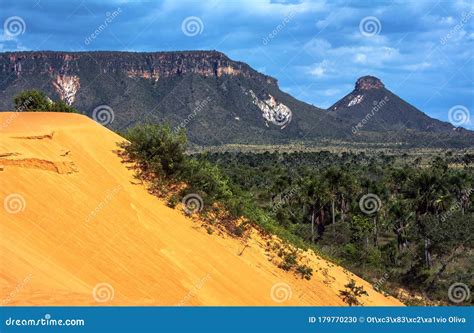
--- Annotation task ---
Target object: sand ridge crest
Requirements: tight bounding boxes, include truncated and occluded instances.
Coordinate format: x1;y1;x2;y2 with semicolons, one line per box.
0;112;403;306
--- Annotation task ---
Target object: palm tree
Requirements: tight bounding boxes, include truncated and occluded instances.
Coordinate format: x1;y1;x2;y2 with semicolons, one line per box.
300;175;330;242
410;170;448;267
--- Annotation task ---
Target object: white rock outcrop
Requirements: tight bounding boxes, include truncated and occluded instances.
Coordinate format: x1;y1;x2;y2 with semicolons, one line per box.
249;90;292;128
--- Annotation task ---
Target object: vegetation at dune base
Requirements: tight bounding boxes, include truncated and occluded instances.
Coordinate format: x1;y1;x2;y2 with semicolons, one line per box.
120;123;313;280
120;123;474;305
339;279;369;306
13;90;78;113
204;150;474;305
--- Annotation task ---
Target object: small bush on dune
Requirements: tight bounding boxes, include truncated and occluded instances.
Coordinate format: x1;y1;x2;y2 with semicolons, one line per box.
13;89;78;113
296;264;313;280
49;100;77;113
278;250;298;271
339;279;368;306
122;123;187;178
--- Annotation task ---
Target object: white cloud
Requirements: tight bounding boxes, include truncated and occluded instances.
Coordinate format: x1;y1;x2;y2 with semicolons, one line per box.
303;38;331;54
440;16;455;25
306;42;400;68
321;88;341;96
308;60;332;77
182;0;327;17
400;62;432;71
354;53;367;64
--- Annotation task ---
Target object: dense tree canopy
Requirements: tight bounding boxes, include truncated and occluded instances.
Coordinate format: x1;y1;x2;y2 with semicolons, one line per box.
13;90;78;113
120;123;473;305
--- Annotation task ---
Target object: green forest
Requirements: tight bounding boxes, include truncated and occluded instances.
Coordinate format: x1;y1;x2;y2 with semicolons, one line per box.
120;123;473;305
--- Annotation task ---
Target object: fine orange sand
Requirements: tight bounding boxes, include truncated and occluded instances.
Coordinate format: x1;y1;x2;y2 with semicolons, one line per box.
0;112;402;306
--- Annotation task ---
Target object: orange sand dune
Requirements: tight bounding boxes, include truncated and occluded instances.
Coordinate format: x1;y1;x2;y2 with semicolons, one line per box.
0;112;402;306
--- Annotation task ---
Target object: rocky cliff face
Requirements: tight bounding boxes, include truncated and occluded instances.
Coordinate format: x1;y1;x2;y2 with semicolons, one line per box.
0;51;472;148
0;51;277;92
53;74;80;105
0;51;336;146
355;75;385;90
0;51;278;108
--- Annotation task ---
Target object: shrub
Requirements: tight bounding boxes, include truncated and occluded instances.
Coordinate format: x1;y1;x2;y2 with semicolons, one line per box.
339;279;368;306
232;224;246;237
122;123;187;178
279;250;298;271
13;90;78;113
296;264;313;280
49;100;78;113
14;90;50;111
167;193;180;208
181;158;233;204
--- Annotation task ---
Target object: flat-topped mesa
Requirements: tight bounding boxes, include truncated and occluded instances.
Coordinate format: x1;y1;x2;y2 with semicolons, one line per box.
355;75;384;91
0;51;278;85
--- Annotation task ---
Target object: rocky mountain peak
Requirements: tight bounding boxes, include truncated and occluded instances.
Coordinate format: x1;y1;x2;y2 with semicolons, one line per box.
355;75;384;91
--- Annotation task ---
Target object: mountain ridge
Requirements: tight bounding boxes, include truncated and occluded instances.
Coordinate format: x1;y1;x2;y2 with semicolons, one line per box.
0;51;472;148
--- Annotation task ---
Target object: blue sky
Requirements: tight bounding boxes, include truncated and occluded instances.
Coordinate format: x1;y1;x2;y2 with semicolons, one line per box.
1;0;473;129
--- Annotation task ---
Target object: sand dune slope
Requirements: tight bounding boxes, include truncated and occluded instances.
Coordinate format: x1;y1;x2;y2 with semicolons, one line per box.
0;112;402;306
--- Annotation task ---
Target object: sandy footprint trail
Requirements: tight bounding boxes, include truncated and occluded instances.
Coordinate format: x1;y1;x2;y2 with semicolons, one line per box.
0;112;402;306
